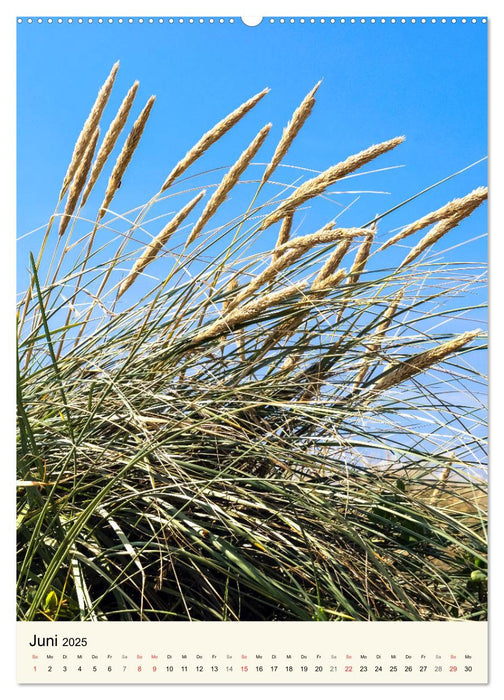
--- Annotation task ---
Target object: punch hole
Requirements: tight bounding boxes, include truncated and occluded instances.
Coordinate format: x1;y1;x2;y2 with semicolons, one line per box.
241;17;263;27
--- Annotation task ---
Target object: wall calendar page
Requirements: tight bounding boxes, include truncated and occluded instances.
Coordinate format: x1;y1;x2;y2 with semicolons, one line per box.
16;9;488;687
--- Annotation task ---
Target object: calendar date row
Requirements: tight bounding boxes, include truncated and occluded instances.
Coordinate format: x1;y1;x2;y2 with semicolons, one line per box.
32;663;473;674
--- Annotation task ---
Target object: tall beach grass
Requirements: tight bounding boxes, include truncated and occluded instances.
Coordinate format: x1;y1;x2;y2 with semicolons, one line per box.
17;63;487;622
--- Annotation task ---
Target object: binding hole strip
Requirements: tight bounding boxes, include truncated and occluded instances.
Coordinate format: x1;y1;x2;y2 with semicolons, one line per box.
17;17;488;25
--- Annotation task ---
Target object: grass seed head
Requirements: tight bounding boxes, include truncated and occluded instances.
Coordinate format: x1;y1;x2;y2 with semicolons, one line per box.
348;224;376;285
194;280;307;343
230;245;309;311
274;225;365;256
398;187;488;268
81;81;140;207
314;237;353;285
187;123;272;245
161;87;269;192
222;276;239;313
261;80;321;185
311;266;347;292
60;61;119;198
117;189;206;299
272;214;294;261
58;126;100;238
260;136;405;230
98;95;156;219
370;329;481;395
378;186;488;252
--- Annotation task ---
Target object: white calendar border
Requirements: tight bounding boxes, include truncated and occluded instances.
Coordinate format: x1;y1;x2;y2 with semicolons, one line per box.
4;1;501;697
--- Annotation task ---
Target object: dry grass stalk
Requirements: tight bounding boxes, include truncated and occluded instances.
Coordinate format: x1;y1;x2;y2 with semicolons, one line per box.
348;225;376;285
266;267;347;351
259;136;405;230
293;343;339;396
313;237;352;285
311;267;347;293
266;313;306;349
222;276;239;313
161;88;269;192
58;127;100;238
281;351;302;373
98;96;156;220
274;225;366;256
229;245;309;313
399;191;488;268
335;225;375;322
370;329;480;395
220;276;240;349
352;288;405;388
374;288;405;338
61;61;119;197
229;224;349;313
378;187;488;252
117;189;206;299
430;460;453;506
261;81;321;185
352;359;372;390
81;81;140;207
194;281;308;343
299;365;328;401
187;123;272;245
272;214;294;261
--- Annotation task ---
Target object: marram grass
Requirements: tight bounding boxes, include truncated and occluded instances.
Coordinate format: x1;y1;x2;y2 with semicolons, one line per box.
17;62;487;622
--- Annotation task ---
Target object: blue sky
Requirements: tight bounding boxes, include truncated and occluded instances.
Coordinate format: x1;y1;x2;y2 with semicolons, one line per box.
17;18;487;245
